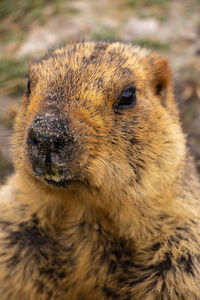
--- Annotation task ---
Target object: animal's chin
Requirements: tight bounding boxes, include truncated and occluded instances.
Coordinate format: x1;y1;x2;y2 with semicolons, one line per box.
30;167;86;189
28;166;77;188
44;178;81;188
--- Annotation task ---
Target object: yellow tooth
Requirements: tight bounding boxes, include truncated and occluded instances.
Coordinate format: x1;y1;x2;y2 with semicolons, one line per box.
52;174;62;182
45;174;53;180
45;168;62;182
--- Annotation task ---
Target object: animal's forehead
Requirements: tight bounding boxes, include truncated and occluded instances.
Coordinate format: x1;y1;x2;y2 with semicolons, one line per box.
29;42;148;79
27;43;150;115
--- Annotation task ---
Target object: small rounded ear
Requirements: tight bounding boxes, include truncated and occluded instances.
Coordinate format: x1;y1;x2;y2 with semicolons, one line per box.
148;53;178;116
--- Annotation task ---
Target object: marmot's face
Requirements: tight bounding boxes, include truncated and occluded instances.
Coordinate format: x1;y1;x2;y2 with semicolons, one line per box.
15;42;184;194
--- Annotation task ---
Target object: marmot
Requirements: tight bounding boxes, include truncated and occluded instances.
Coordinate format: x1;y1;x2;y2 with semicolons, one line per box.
0;41;200;300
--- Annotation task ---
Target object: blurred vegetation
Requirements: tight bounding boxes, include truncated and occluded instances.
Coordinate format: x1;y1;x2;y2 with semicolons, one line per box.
126;0;168;9
0;0;62;35
133;39;169;50
92;29;118;41
0;0;79;47
0;57;28;96
0;150;13;184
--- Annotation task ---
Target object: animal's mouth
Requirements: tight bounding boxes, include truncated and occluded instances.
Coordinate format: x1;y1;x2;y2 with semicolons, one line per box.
44;166;64;183
31;163;78;188
43;167;80;187
44;177;80;188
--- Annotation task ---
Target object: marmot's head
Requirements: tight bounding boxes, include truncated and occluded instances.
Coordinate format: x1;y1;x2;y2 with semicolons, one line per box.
14;41;185;200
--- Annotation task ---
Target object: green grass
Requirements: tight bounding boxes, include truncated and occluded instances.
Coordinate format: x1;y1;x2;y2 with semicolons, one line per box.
66;6;80;15
0;156;8;173
0;0;65;44
0;151;10;172
92;29;118;41
0;31;26;44
133;39;170;50
0;150;13;184
126;0;168;8
0;0;59;21
0;57;29;96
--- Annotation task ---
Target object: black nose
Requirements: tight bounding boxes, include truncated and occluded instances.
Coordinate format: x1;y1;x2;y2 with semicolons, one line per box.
28;113;70;152
27;113;74;175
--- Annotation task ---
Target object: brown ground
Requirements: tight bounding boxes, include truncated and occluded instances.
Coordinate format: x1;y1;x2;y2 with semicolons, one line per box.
0;0;199;183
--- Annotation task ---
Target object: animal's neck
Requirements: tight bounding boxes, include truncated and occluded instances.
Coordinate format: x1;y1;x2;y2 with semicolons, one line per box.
15;163;198;247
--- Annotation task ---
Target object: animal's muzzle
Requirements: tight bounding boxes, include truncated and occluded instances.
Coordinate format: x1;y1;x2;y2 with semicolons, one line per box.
27;112;74;184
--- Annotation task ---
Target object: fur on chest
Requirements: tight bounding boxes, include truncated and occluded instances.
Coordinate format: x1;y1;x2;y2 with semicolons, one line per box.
0;213;200;300
0;213;135;299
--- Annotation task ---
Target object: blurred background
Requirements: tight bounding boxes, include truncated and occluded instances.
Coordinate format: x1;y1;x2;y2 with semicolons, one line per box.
0;0;200;183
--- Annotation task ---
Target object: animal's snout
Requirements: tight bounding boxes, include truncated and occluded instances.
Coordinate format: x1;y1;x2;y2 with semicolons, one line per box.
27;113;71;154
27;113;74;181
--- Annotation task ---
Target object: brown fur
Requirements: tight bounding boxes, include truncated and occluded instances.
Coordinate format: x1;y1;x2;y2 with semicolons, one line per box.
0;41;200;299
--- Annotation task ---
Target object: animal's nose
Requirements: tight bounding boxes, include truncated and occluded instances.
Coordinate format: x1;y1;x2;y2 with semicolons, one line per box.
28;127;67;154
27;113;75;179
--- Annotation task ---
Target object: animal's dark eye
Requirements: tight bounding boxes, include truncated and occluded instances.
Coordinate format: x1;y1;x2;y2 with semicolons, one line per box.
26;80;31;97
114;85;136;112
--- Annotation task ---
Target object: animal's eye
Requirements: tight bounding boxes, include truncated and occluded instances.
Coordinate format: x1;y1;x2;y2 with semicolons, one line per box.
114;85;136;112
26;80;31;97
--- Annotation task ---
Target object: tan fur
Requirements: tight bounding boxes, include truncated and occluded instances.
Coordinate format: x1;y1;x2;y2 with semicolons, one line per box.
0;41;200;299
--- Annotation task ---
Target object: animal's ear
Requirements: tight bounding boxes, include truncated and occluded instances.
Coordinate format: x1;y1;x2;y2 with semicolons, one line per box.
148;53;178;116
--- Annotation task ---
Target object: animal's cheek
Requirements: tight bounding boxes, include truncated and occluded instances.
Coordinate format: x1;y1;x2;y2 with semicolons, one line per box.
84;141;132;190
26;96;43;122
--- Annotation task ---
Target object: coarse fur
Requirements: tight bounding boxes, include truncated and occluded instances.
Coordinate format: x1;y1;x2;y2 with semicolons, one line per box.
0;41;200;299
